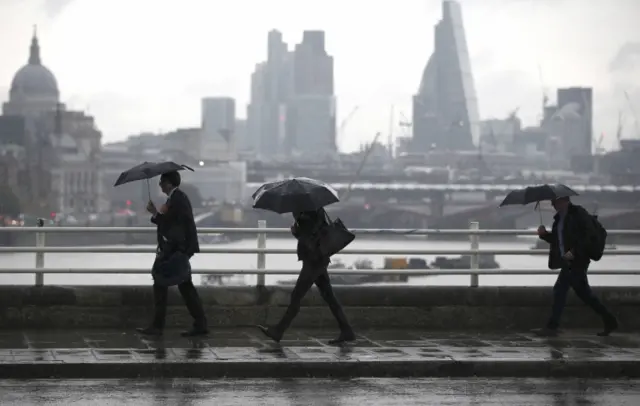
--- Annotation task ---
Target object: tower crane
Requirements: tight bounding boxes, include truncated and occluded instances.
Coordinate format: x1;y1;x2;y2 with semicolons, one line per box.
342;131;382;202
336;106;360;152
537;64;549;123
616;111;624;147
624;91;639;138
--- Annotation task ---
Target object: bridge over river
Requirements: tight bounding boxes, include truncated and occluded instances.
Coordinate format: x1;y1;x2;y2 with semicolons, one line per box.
247;182;640;203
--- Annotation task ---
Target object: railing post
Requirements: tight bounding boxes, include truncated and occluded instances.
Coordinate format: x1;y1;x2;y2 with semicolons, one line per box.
469;221;479;288
35;218;46;287
256;220;267;287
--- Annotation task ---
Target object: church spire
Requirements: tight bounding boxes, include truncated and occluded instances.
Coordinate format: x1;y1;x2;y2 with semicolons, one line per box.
29;25;41;65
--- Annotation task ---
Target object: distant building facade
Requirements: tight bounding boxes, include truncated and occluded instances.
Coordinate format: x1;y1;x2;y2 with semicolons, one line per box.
480;115;522;153
247;30;336;158
556;87;593;156
1;30;105;215
0;116;27;198
412;0;480;152
234;119;249;152
201;97;236;161
285;31;336;156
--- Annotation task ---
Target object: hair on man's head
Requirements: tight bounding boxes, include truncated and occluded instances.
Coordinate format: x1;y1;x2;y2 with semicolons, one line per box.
160;171;181;187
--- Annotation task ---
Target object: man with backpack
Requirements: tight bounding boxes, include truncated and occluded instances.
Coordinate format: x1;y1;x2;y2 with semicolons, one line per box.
534;196;618;337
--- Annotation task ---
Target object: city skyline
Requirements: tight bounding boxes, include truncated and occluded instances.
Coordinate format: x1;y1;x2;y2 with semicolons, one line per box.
0;0;638;152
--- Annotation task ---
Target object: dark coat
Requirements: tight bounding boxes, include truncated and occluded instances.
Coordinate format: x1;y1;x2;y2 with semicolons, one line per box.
151;188;200;258
539;203;594;270
291;209;329;264
150;188;199;286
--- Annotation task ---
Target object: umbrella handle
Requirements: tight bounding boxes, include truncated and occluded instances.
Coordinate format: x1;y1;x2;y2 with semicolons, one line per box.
146;179;151;201
535;201;543;225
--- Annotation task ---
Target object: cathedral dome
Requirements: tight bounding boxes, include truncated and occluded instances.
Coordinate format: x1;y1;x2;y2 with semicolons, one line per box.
9;31;59;102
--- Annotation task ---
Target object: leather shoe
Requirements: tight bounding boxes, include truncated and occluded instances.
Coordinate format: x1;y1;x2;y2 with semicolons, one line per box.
181;327;209;337
597;318;619;337
256;325;282;343
136;326;163;337
328;331;356;345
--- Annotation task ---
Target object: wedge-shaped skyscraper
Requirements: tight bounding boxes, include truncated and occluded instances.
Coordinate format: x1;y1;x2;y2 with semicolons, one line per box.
413;0;481;152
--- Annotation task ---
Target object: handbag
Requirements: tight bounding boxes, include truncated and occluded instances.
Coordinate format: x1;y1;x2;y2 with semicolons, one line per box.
317;212;356;258
152;251;192;287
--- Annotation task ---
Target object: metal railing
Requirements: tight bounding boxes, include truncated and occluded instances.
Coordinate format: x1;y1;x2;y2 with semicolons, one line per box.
1;220;640;287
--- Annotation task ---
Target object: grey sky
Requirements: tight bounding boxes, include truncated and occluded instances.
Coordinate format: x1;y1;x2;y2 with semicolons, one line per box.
0;0;638;151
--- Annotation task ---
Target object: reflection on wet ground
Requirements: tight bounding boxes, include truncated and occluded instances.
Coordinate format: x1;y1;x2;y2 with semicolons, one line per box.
1;378;640;405
1;328;639;364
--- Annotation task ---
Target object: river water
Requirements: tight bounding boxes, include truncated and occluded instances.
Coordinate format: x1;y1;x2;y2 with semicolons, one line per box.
1;237;639;286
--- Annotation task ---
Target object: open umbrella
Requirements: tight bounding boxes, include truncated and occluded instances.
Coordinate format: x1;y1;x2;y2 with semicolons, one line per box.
499;183;579;223
251;179;286;200
252;177;339;214
114;161;194;200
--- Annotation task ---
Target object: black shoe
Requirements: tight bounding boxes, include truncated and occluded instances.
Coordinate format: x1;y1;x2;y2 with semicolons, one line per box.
531;327;559;337
181;327;209;337
256;325;282;343
597;318;619;337
328;331;356;345
136;326;163;336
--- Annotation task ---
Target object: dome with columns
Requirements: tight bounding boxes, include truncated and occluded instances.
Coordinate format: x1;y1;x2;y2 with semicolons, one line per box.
9;29;59;103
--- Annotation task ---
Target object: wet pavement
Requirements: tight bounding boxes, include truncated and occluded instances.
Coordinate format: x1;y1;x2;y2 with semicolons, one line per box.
1;329;640;378
1;378;640;405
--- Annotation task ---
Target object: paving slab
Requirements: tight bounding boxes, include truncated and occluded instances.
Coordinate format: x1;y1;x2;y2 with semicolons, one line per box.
0;329;640;378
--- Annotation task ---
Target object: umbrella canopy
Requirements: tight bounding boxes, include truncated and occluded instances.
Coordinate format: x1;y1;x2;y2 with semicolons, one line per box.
113;161;194;187
252;177;339;214
251;179;286;200
499;183;579;207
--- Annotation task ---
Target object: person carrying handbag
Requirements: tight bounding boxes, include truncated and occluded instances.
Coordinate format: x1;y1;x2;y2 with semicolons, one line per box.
257;208;356;345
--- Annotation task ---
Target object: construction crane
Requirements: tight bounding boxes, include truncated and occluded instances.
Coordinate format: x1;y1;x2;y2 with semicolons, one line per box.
398;112;412;135
594;133;605;155
624;91;639;138
616;111;624;146
336;106;360;151
342;131;382;203
537;64;549;121
387;105;395;159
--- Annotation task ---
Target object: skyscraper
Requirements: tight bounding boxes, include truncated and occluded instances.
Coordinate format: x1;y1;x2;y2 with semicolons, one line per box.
556;87;593;156
247;30;292;157
285;30;336;156
413;0;480;152
246;30;336;158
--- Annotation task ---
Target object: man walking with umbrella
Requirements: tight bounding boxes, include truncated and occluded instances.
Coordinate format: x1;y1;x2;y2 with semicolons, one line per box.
534;196;618;337
253;178;356;345
137;171;208;337
500;185;618;337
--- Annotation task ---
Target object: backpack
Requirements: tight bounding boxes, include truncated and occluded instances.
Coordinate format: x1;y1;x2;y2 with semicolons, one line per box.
583;209;607;261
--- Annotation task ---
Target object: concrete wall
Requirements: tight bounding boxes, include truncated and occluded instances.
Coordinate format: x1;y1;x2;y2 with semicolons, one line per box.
2;286;640;331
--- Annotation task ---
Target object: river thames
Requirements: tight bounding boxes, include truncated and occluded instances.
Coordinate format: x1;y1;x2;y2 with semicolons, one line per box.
1;237;639;286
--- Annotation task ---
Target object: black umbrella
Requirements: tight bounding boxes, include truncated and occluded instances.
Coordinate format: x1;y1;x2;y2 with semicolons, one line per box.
499;183;579;223
252;177;339;214
251;179;286;200
114;161;194;200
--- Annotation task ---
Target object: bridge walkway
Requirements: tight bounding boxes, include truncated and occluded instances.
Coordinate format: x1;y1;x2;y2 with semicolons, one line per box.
1;328;639;379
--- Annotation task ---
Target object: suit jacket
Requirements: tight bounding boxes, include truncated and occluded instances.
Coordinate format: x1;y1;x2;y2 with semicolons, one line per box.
291;209;329;263
151;188;200;258
539;203;594;270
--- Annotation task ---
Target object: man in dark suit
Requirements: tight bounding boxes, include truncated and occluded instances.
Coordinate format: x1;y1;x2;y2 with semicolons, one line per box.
534;197;618;337
137;171;208;337
257;209;355;345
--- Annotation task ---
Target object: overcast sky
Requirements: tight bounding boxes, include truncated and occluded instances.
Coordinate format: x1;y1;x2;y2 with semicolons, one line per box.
0;0;638;152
